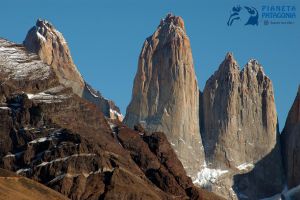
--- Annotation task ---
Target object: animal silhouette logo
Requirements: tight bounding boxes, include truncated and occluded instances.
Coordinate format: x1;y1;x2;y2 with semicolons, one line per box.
227;5;259;26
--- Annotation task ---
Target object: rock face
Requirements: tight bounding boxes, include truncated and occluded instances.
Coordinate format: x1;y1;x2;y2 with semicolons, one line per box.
82;83;123;121
0;36;223;200
23;19;85;96
201;53;284;199
124;14;204;179
282;86;300;189
23;19;122;120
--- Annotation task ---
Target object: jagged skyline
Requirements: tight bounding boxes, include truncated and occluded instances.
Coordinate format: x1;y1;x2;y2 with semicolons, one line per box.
0;1;299;129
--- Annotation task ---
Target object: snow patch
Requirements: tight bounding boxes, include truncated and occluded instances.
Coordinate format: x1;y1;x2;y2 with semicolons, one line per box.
4;151;24;158
0;39;51;81
164;108;170;116
28;137;50;144
28;132;61;145
110;109;124;119
16;168;31;174
0;106;10;110
26;92;69;103
36;31;46;42
47;167;113;184
193;162;228;187
237;163;254;171
86;84;99;98
37;153;96;167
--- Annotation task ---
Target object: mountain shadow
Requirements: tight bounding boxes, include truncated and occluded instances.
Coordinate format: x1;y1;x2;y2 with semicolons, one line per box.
233;132;285;199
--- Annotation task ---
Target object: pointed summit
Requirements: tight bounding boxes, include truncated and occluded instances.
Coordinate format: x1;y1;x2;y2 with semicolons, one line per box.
159;13;185;30
23;19;84;96
202;54;284;198
23;19;123;121
225;52;234;60
221;52;239;72
124;14;204;179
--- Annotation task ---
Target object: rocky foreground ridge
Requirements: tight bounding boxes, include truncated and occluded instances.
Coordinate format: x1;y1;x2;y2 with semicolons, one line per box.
0;18;222;200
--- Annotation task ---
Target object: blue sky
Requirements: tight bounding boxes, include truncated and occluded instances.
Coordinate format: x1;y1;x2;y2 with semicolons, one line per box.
0;0;299;130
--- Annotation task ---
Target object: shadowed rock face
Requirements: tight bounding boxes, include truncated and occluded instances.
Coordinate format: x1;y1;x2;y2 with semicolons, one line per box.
124;14;204;179
201;53;284;199
82;83;123;121
282;86;300;189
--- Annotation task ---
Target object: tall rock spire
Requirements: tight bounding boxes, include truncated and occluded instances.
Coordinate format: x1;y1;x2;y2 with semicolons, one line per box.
23;19;85;96
201;54;284;199
23;19;123;121
124;14;204;179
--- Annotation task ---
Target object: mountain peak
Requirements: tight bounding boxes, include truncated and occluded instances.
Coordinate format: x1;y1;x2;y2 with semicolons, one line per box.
218;52;239;73
243;58;268;81
23;19;84;96
158;13;185;33
225;52;235;62
36;18;53;29
159;13;185;30
125;14;204;180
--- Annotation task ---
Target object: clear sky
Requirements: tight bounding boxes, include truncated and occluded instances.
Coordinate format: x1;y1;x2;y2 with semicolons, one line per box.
0;0;299;130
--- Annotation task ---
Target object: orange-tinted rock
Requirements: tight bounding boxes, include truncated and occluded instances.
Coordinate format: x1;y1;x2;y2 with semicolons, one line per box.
124;14;204;179
23;20;123;121
201;53;284;199
23;19;84;96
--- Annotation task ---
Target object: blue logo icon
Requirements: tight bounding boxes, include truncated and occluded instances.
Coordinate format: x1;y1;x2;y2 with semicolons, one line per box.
227;5;259;26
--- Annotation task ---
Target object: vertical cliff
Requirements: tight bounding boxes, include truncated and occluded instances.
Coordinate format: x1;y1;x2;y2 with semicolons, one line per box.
201;53;284;199
282;86;300;189
124;14;204;179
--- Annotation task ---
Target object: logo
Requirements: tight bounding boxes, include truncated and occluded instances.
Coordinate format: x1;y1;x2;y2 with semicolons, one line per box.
227;5;259;26
261;5;296;25
227;5;296;26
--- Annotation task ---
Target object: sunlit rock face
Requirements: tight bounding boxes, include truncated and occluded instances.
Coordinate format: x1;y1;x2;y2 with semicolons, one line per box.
124;14;204;179
23;19;85;96
23;19;123;121
201;53;284;199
